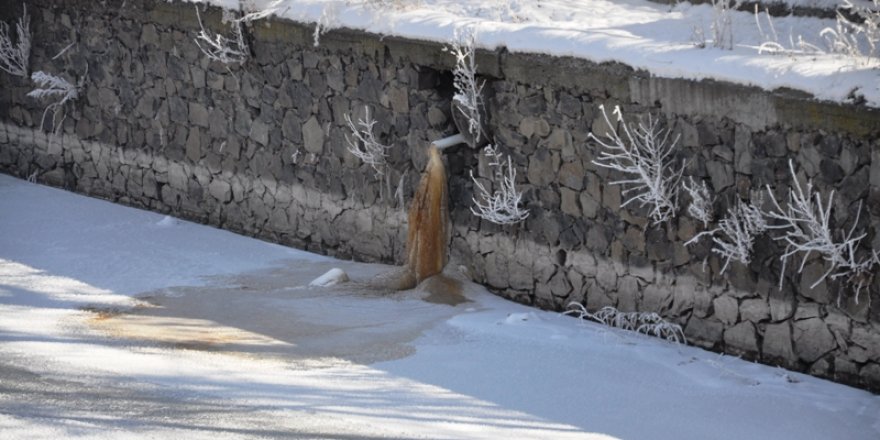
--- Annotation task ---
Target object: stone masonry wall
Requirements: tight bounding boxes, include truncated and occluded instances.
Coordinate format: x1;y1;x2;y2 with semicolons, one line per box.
2;0;880;391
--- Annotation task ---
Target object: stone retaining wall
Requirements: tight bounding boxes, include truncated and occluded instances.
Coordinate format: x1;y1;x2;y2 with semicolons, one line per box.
1;0;879;391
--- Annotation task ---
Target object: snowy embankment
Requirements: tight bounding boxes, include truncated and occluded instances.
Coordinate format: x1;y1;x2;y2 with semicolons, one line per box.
181;0;880;107
1;174;879;438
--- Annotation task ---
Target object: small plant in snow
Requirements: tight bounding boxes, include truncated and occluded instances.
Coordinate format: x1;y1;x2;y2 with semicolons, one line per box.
691;23;707;49
0;3;30;77
753;5;824;56
765;160;878;303
470;144;529;225
28;71;81;133
194;6;249;65
564;303;686;344
686;197;768;274
345;106;391;177
710;0;734;50
589;105;685;225
313;4;340;47
445;27;485;147
683;177;714;227
821;0;880;62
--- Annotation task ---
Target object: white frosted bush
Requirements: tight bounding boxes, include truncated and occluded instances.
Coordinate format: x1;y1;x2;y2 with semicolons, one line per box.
470;144;529;225
445;27;485;147
0;4;30;77
564;303;686;344
27;71;80;133
766;160;877;303
590;105;684;225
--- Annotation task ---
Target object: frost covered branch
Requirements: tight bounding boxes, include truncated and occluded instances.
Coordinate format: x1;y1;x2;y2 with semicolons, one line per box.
446;27;485;147
27;71;81;133
686;198;768;274
345;106;391;177
711;0;733;50
821;0;880;61
313;4;339;47
194;6;249;65
589;105;684;225
683;177;714;227
564;304;686;344
470;144;529;225
0;4;30;77
753;5;824;56
766;160;877;301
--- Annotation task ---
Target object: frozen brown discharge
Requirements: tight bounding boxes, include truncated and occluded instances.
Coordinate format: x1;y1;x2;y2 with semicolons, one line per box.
365;144;456;295
406;146;449;283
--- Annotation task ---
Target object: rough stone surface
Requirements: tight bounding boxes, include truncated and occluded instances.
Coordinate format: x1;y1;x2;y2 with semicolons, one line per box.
852;326;880;361
724;321;758;354
793;318;837;363
685;317;723;348
302;117;324;154
740;298;770;323
763;323;795;364
713;296;739;325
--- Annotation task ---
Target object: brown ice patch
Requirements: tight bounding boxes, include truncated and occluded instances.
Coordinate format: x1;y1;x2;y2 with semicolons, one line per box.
84;260;465;366
418;274;469;306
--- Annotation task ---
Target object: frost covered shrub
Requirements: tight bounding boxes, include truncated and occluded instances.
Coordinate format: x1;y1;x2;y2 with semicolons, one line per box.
821;0;880;62
445;27;485;147
345;106;391;177
194;7;249;64
683;177;714;227
564;303;686;344
686;197;768;274
0;4;30;77
765;161;878;303
28;71;81;133
470;145;529;225
711;0;734;50
589;105;684;225
753;5;823;56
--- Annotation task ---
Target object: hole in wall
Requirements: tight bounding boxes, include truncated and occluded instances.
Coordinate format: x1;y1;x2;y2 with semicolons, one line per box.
556;249;567;266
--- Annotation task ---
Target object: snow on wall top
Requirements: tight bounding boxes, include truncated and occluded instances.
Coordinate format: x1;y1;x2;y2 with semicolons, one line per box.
183;0;880;108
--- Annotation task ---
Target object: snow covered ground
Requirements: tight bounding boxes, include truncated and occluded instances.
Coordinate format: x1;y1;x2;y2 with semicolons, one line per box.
180;0;880;107
1;173;879;439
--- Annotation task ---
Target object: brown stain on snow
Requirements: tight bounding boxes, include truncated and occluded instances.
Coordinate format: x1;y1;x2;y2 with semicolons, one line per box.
83;261;465;366
419;274;468;306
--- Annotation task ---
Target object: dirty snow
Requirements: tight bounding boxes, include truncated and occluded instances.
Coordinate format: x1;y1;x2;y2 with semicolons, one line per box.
1;173;879;439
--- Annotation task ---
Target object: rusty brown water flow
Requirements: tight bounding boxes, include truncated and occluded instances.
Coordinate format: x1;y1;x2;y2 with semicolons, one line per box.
366;146;465;305
406;146;449;283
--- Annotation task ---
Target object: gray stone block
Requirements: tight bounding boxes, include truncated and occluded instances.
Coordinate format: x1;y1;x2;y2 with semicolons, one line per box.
713;296;738;325
208;179;232;203
188;102;209;128
793;317;836;363
302;117;324;154
763;322;795;363
725;321;758;353
740;298;770;323
852;326;880;362
249;120;270;147
685;317;723;348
